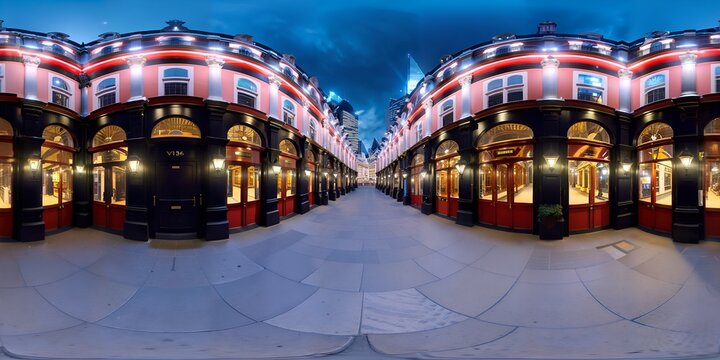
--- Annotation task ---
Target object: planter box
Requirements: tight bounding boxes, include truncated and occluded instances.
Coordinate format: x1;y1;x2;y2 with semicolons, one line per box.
539;217;564;240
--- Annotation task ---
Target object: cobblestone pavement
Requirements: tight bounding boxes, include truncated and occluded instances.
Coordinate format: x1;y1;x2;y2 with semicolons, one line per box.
1;187;719;359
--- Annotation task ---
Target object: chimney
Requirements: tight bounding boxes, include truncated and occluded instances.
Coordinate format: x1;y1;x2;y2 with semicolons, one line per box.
538;21;557;35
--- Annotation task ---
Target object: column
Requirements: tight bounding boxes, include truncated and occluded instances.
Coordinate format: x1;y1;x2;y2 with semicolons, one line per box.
22;55;40;100
126;56;146;101
268;75;281;120
15;102;45;241
617;68;633;113
123;105;149;241
541;55;560;100
302;100;310;136
423;99;433;137
679;52;697;96
459;75;472;118
206;56;225;101
79;73;90;116
203;102;229;240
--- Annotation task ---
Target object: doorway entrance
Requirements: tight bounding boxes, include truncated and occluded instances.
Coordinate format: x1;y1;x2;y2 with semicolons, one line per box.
434;140;460;217
637;122;673;233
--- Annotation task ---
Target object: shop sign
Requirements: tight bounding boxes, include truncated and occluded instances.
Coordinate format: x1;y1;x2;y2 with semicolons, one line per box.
494;148;517;157
166;150;185;157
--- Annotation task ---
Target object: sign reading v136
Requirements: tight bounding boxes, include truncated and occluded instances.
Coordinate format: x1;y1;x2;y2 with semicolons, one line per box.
166;150;185;157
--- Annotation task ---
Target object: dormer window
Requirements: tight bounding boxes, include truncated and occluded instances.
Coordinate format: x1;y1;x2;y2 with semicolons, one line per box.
160;67;193;96
236;77;258;108
282;99;295;126
95;76;118;109
50;76;72;108
643;72;667;105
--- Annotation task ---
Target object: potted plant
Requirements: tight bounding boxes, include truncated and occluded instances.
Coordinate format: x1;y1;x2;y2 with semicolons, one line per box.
538;204;564;240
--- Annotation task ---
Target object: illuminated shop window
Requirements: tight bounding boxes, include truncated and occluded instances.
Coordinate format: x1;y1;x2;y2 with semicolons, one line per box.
160;67;192;96
227;124;262;146
485;73;525;108
91;125;127;206
439;100;454;127
95;76;118;109
637;122;673;206
151;117;201;138
642;72;667;105
567;122;611;206
282;99;295;126
50;76;72;108
0;118;13;209
236;77;258;108
575;73;606;104
41;125;74;207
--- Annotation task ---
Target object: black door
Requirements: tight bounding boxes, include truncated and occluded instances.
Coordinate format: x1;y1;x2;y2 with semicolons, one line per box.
154;161;198;238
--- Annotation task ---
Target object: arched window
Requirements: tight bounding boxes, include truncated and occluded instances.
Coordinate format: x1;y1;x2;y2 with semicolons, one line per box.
279;139;297;156
236;77;258;108
305;149;315;163
567;121;610;143
644;73;666;105
92;125;126;147
638;122;673;146
435;140;459;158
0;118;13;212
51;76;72;108
440;100;454;127
478;123;533;146
282;100;295;126
151;117;201;138
412;154;424;166
227;125;262;146
705;118;720;136
161;67;191;96
42;125;74;147
95;76;118;108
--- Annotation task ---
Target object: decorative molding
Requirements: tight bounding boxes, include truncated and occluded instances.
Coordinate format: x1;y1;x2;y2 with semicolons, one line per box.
205;56;225;68
126;55;146;68
541;55;559;69
22;55;41;67
458;75;472;87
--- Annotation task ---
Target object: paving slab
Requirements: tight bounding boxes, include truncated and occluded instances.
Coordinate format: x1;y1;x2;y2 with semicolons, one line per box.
265;288;363;335
361;260;438;292
0;287;82;335
302;261;364;292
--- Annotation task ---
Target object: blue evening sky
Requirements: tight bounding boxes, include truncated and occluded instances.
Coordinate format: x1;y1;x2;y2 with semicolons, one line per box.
3;0;718;148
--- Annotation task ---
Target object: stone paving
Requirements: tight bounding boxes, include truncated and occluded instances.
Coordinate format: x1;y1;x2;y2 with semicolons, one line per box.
0;187;719;359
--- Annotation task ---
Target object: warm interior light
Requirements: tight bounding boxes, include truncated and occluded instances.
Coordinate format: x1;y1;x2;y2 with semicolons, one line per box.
679;153;693;168
324;171;329;177
622;162;632;173
28;157;40;171
420;169;427;178
304;169;311;177
455;160;467;175
272;165;282;175
212;157;225;172
76;165;85;173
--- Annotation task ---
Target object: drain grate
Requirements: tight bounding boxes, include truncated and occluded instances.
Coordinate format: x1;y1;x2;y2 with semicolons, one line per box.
597;240;636;260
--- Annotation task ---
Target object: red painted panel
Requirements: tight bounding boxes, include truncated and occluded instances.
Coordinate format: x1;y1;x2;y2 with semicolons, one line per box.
309;192;315;205
436;197;448;216
246;201;259;226
496;203;512;228
655;205;672;233
705;209;720;237
513;203;534;230
411;195;422;208
285;196;295;216
638;202;655;229
594;203;610;229
448;198;458;218
109;206;125;231
478;200;495;225
569;205;590;231
93;202;107;228
61;203;73;228
228;205;242;228
44;207;58;231
0;209;12;237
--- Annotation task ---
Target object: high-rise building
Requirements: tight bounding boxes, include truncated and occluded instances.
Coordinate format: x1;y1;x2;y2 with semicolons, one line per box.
406;54;424;95
385;96;407;131
334;100;360;154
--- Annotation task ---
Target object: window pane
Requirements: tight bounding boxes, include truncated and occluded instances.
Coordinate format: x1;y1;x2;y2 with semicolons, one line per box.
507;90;523;102
442;100;454;111
277;172;283;198
450;169;459;198
487;93;503;107
645;88;665;104
237;92;256;107
507;75;523;86
656;160;672;205
578;74;603;87
496;164;508;202
0;163;11;208
248;166;259;201
92;149;127;164
93;166;104;202
577;87;603;103
97;78;116;91
707;161;720;209
286;170;295;196
569;160;588;204
487;79;503;91
43;164;72;205
164;82;188;96
227;165;242;204
639;163;652;202
52;92;69;107
596;163;610;203
236;78;257;92
111;166;126;205
436;170;447;196
163;68;188;78
52;77;69;90
645;74;665;88
480;164;492;200
442;112;453;127
513;160;533;203
98;92;116;107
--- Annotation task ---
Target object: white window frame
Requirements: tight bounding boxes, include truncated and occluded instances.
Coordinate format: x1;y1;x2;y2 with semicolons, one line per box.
439;99;455;127
158;65;194;96
48;73;75;110
483;72;527;109
0;64;5;93
309;117;317;141
233;74;260;109
640;70;669;106
712;64;720;93
573;71;607;105
282;98;296;127
415;121;423;142
93;74;120;110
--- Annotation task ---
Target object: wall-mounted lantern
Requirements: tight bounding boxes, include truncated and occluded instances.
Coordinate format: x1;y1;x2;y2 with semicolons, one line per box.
455;159;467;175
128;156;141;174
544;155;559;170
28;156;41;172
